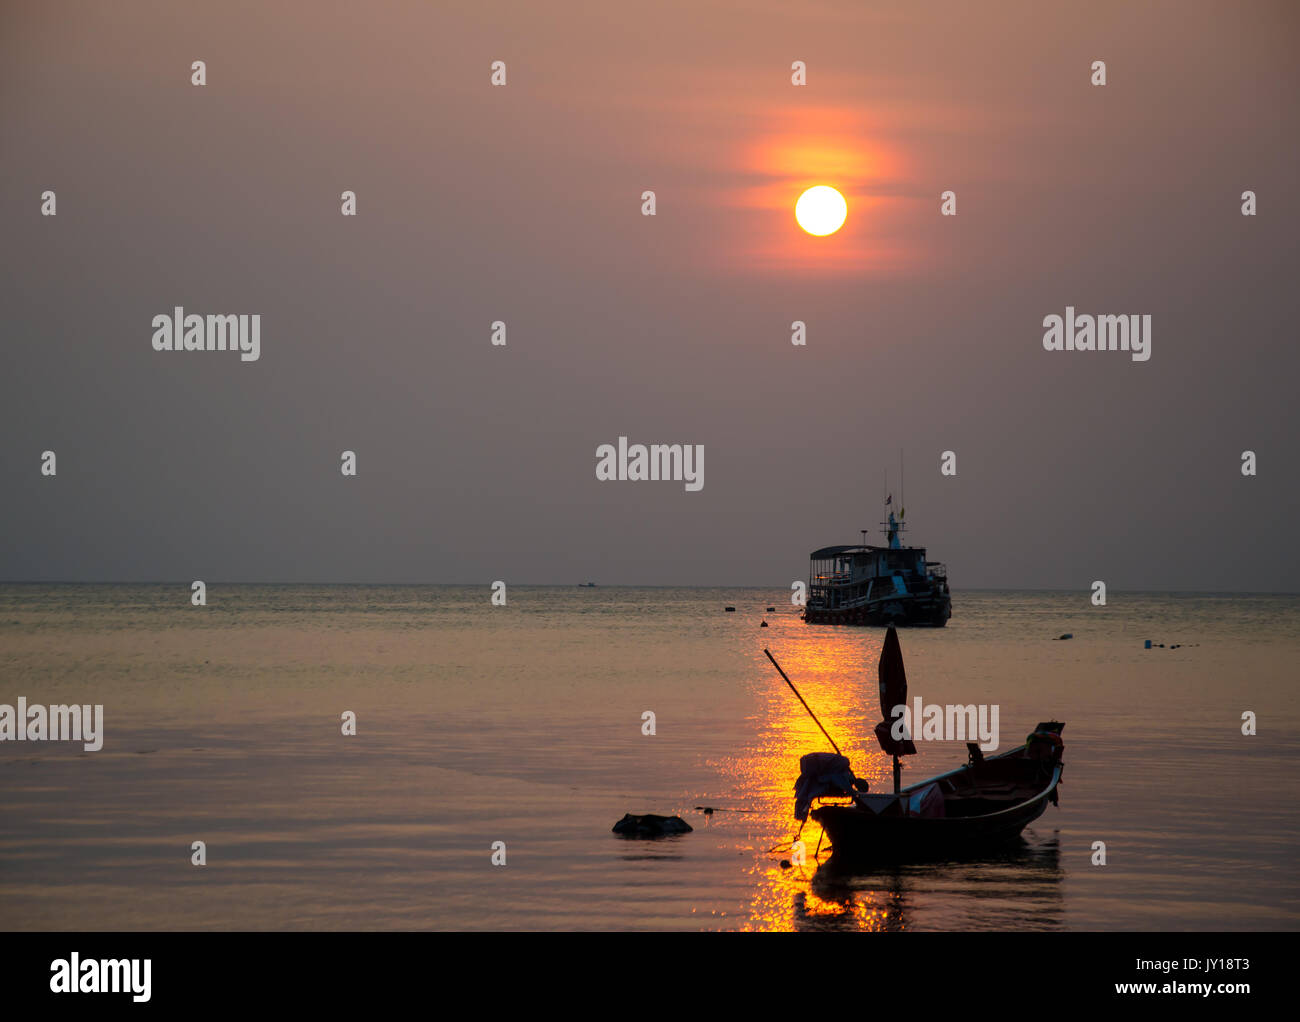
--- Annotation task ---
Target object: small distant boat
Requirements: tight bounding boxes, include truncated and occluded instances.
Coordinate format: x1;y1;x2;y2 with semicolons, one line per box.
773;628;1064;864
578;582;597;587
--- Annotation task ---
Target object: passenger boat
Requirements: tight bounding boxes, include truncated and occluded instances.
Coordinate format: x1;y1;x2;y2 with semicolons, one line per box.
775;628;1064;864
803;507;950;627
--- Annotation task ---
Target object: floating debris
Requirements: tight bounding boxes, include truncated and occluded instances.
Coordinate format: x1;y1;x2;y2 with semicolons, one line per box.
766;606;776;612
1054;633;1073;641
724;606;735;612
612;813;693;838
760;620;769;628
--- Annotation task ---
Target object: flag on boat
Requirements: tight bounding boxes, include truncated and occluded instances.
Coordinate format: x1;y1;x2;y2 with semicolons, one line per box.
875;627;917;757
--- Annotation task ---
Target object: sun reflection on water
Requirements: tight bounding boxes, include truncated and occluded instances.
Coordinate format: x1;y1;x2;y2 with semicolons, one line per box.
715;628;886;930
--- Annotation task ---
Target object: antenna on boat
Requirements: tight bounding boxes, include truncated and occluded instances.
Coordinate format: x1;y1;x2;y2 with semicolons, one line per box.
763;649;841;755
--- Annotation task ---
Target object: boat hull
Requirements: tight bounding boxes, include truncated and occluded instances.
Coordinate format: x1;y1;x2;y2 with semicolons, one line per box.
804;594;951;628
813;780;1055;862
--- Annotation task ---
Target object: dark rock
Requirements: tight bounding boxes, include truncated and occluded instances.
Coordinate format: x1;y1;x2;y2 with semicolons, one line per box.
612;813;693;838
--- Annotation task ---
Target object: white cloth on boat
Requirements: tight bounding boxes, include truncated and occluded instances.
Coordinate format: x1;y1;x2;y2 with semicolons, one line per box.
793;752;856;821
855;793;900;814
850;784;945;817
907;781;945;818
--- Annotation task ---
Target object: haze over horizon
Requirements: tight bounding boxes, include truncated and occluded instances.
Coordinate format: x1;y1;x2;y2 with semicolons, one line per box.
3;0;1297;591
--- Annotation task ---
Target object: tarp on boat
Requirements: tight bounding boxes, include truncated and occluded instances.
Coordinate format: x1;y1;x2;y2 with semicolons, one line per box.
878;627;907;721
907;781;945;818
848;784;944;818
794;752;856;821
875;627;918;757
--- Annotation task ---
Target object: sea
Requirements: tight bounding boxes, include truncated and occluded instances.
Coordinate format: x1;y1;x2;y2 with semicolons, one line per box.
1;585;1297;931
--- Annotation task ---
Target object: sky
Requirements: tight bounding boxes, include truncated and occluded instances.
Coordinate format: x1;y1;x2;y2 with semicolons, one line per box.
2;0;1297;590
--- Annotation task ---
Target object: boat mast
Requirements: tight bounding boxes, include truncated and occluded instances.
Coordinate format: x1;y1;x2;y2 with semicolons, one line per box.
881;451;905;550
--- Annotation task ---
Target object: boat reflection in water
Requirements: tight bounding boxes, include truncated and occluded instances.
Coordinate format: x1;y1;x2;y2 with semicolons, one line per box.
730;628;1064;931
794;839;1065;932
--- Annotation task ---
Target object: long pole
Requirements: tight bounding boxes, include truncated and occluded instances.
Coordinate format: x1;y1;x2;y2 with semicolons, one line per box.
763;649;841;755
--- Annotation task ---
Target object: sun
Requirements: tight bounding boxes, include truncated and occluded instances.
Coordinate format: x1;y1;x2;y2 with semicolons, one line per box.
795;185;847;236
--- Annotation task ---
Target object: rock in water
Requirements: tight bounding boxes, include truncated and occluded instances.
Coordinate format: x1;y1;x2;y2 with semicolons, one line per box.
612;813;693;838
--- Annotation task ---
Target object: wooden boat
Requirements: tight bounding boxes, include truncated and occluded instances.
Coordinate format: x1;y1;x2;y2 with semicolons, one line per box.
809;723;1065;862
770;627;1064;865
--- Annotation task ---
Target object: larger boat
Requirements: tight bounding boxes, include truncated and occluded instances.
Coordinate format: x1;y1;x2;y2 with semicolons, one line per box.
803;509;951;627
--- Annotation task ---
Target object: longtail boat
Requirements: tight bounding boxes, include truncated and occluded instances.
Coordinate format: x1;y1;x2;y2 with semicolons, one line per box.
806;722;1065;862
770;628;1064;864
